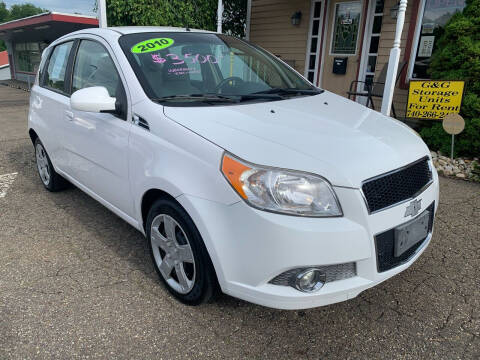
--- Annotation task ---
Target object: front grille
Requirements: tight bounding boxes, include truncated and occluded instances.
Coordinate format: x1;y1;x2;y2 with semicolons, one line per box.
362;157;432;213
375;202;434;272
269;263;356;286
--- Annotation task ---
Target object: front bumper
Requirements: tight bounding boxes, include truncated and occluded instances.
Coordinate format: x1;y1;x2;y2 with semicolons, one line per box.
177;172;440;310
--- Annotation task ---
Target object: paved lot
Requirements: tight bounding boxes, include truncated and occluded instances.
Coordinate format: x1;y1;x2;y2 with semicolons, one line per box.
0;85;479;359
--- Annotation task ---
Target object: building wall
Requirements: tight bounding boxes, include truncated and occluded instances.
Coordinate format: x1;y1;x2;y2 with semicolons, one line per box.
0;66;10;80
249;0;421;120
249;0;311;74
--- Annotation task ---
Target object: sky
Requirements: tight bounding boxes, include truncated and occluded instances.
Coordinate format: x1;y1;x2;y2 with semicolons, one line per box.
3;0;96;16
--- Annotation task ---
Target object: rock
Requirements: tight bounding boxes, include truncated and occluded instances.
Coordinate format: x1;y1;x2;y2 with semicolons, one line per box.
456;173;466;179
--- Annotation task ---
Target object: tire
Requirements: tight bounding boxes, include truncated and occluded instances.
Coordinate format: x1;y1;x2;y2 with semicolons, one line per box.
34;138;69;192
146;198;218;305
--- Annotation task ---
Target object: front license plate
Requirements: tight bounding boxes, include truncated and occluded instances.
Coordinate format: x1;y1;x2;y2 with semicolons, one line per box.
394;210;430;257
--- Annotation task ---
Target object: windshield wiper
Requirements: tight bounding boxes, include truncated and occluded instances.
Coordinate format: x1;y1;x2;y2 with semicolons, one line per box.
254;88;324;96
152;94;238;103
152;93;284;104
237;93;284;102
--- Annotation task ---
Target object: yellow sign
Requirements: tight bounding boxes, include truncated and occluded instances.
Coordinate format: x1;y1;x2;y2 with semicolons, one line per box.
406;80;464;120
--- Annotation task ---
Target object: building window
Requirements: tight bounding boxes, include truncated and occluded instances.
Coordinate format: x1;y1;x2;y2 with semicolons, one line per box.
410;0;466;79
331;2;362;55
306;0;324;83
14;42;48;73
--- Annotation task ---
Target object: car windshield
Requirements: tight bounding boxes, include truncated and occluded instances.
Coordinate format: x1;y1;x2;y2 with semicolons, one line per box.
119;32;322;105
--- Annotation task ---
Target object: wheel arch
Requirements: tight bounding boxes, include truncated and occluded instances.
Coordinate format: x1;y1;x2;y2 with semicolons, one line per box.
29;128;39;145
141;188;177;232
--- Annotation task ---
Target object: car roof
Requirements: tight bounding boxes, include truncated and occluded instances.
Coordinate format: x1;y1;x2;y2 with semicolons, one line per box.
55;26;216;46
109;26;215;34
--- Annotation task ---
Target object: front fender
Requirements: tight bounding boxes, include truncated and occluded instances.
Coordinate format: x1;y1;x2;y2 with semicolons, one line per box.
129;102;240;227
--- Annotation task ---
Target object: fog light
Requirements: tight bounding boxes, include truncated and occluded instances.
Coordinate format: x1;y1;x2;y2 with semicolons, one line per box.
294;268;326;293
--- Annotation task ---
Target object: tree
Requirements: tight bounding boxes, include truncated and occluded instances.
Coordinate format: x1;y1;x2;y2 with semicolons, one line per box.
0;2;8;23
420;0;480;157
96;0;247;38
7;3;45;21
223;0;248;38
0;2;46;51
104;0;217;31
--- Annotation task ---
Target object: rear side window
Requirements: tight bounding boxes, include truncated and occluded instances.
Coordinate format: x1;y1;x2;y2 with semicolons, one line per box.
42;41;73;94
72;40;119;97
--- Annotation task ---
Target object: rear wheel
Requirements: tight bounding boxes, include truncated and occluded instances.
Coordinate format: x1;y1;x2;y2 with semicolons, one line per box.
146;198;218;305
34;138;69;191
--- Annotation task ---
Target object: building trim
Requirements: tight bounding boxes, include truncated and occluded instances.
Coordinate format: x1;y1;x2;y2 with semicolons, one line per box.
354;0;372;101
0;11;98;31
245;0;252;40
405;0;425;83
316;0;330;86
305;0;326;85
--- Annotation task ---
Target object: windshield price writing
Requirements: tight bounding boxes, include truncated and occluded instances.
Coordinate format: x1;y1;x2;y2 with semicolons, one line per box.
152;53;221;65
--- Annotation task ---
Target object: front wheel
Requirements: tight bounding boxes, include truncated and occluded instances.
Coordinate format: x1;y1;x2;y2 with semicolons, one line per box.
146;198;218;305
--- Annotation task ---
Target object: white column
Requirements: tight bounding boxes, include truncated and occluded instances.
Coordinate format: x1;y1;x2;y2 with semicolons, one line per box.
98;0;107;28
381;0;407;116
217;0;223;33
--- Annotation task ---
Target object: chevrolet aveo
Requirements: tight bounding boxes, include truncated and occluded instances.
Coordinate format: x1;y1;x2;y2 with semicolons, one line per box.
28;27;439;309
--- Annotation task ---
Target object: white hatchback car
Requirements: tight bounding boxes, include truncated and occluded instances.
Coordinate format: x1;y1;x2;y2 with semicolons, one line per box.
29;27;439;309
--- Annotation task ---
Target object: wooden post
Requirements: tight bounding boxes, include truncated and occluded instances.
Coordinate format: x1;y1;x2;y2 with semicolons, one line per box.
98;0;107;28
381;0;407;116
217;0;223;33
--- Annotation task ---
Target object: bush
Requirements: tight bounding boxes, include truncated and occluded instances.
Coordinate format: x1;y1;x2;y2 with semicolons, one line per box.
420;118;480;157
420;0;480;157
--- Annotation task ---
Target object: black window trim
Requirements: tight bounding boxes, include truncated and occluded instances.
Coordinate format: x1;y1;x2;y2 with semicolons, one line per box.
40;39;76;97
69;37;129;121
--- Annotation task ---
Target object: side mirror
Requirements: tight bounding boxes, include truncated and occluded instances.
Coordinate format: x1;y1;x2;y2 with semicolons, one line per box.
70;86;116;113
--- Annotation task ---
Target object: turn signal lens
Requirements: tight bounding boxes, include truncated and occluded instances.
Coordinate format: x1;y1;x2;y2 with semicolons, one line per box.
221;154;251;199
221;153;342;217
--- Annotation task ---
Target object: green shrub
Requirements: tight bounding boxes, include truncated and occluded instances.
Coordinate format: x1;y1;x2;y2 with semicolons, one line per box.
420;0;480;157
420;118;480;157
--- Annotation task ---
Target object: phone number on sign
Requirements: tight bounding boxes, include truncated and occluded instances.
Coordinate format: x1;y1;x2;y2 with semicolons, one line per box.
406;110;455;119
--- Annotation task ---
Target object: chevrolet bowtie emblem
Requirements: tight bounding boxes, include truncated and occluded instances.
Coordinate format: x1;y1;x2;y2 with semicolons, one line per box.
404;199;422;217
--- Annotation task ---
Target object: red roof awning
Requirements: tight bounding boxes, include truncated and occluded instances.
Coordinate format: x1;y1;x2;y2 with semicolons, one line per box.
0;51;8;67
0;12;98;32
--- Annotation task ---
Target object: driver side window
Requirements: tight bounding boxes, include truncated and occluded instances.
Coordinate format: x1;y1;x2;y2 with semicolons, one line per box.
72;40;119;97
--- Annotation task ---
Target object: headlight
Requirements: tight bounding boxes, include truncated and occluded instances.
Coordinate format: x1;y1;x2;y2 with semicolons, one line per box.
221;153;342;217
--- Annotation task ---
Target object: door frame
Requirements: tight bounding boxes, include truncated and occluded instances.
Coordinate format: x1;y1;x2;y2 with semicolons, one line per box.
304;0;326;86
356;0;380;104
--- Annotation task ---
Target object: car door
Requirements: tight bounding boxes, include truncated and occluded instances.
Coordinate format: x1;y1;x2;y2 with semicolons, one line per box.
64;37;134;217
31;40;75;170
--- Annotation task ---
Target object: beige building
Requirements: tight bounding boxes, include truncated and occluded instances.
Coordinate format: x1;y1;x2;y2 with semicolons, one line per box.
247;0;466;119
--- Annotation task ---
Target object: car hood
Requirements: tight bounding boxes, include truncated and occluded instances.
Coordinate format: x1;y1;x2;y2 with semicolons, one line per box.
163;91;430;188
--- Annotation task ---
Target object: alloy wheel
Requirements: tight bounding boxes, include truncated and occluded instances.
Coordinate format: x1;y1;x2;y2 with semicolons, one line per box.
150;214;196;294
35;143;51;186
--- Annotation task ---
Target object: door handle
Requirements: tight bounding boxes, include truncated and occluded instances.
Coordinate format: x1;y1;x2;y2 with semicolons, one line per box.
65;110;74;121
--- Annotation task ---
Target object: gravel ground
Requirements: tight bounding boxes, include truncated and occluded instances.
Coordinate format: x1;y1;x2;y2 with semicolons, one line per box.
0;86;479;359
